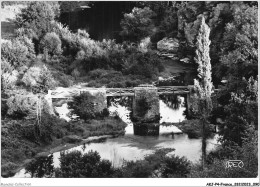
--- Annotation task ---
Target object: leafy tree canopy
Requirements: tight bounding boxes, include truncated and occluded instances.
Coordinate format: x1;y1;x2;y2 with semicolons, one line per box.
120;7;156;42
40;32;62;58
15;1;60;41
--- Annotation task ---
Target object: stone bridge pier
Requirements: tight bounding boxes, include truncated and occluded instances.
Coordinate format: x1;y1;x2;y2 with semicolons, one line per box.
132;86;160;135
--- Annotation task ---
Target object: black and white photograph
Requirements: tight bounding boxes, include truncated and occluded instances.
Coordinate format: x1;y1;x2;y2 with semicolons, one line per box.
1;1;258;186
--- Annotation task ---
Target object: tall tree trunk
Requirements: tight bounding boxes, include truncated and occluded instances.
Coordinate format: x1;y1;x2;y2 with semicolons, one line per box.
201;119;207;169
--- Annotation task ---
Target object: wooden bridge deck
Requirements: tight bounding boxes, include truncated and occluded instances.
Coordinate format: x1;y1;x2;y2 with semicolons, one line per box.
49;86;192;98
106;86;191;96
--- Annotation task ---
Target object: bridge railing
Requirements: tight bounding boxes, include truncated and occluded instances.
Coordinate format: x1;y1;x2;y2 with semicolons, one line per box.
49;86;195;98
106;88;135;96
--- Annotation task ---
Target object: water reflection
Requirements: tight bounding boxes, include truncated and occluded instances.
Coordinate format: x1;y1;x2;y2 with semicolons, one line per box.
160;97;186;124
18;133;219;178
160;95;183;110
13;96;220;178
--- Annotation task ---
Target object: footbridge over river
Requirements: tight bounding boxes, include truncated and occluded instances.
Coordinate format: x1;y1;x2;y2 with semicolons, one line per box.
105;85;192;96
46;84;205;135
46;84;219;135
47;84;194;120
49;85;193;98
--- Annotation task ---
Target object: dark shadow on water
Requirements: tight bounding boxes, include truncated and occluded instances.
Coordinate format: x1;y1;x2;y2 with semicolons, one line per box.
133;123;160;136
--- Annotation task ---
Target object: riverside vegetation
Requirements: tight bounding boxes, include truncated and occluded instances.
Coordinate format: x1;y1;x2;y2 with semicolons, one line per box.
1;1;258;178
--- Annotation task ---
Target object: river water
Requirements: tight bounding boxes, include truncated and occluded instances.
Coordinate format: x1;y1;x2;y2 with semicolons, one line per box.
13;97;219;177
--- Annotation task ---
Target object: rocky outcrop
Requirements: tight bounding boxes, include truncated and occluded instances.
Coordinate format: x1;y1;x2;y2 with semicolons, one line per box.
157;37;179;53
138;37;151;53
180;58;191;64
184;15;203;46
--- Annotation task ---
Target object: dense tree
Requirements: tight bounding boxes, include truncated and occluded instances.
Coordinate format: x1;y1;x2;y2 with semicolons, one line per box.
40;32;62;59
125;51;164;79
25;154;54;178
157;6;178;38
5;89;51;119
214;2;258;146
120;7;156;42
115;148;191;178
1;59;18;91
217;2;258;82
193;16;213;169
1;37;35;73
162;155;191;178
218;76;258;146
190;125;258;178
67;92;96;121
15;1;60;53
55;148;191;178
22;65;57;93
55;150;115;178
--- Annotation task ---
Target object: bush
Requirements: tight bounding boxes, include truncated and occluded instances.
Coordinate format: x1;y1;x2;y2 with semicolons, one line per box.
88;69;108;79
85;69;152;88
1;37;35;73
68;92;96;121
6;90;50;119
1;59;18;90
55;150;115;178
22;65;57;93
52;22;79;57
125;51;164;79
1;162;19;173
25;154;54;178
117;160;154;178
87;80;102;88
120;7;156;42
190;127;258;178
107;82;126;88
55;148;190;178
99;108;110;118
40;32;62;58
116;148;190;178
57;75;74;88
1;113;70;176
75;31;106;60
176;120;215;139
162;155;191;177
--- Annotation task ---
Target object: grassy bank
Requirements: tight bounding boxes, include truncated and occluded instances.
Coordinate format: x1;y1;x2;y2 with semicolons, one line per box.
1;115;127;177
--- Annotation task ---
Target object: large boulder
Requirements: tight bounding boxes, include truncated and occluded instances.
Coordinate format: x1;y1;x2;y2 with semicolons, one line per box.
180;57;190;64
157;37;179;53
